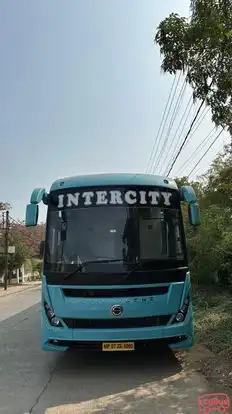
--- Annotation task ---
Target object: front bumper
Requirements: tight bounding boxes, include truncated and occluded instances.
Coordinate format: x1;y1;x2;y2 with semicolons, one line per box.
41;310;194;352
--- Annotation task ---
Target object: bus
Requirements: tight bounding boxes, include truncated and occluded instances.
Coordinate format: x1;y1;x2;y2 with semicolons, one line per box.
25;173;200;352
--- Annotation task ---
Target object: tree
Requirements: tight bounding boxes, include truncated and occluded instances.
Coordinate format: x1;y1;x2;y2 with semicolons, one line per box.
0;202;11;210
10;222;45;257
202;144;232;209
0;228;33;280
31;259;43;280
187;204;232;286
0;208;45;283
175;177;203;198
176;142;232;288
155;0;232;133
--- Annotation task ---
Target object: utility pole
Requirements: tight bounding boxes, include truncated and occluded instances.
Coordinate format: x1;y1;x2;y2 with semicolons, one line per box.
4;210;9;291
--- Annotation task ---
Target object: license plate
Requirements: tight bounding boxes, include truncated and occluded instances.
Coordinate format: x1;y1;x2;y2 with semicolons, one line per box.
102;342;135;351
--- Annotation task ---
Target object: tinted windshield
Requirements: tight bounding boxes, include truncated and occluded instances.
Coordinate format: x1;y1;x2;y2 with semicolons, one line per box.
44;206;185;270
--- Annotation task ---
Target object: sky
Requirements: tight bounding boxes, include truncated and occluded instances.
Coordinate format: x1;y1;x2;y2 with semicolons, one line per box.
0;0;229;222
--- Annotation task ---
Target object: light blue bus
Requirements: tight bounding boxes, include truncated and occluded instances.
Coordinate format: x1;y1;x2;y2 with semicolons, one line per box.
25;173;200;352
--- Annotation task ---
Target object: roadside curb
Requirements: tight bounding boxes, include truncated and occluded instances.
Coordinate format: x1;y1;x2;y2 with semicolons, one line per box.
0;283;41;298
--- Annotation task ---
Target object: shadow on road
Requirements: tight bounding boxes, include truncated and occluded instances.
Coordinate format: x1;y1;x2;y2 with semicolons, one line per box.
38;347;191;413
0;298;208;413
63;345;181;382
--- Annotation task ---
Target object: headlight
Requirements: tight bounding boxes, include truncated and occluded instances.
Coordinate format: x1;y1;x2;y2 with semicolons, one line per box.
50;316;60;327
44;302;63;327
175;312;185;323
173;295;190;324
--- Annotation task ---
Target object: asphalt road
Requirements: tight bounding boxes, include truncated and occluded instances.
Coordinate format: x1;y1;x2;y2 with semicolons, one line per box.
0;286;212;414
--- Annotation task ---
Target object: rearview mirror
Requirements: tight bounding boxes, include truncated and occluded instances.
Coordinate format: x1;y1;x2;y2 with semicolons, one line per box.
25;204;38;227
188;203;200;226
40;240;45;257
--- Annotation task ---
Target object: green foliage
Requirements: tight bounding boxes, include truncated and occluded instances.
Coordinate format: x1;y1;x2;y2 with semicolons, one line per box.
193;287;232;358
175;176;203;198
178;143;232;289
36;260;43;276
9;231;33;271
0;215;45;280
0;229;32;278
155;0;232;133
188;205;232;285
31;258;42;280
202;144;232;209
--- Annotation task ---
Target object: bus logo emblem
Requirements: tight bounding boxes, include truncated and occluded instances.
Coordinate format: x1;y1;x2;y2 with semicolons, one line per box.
111;305;123;316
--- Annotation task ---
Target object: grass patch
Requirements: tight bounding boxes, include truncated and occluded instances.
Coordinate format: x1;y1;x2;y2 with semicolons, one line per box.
193;285;232;359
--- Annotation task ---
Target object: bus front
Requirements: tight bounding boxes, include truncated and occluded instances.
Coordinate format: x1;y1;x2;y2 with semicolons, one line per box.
25;174;200;352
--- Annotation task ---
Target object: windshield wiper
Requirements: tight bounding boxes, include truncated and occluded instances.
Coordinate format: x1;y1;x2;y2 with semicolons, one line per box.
124;261;147;280
124;262;187;281
64;263;86;280
64;259;122;281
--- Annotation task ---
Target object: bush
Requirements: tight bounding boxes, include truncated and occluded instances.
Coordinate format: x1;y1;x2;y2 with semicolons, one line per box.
187;205;232;286
31;259;42;280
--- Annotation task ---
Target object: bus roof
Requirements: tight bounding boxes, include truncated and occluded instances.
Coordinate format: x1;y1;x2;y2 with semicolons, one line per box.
50;173;178;192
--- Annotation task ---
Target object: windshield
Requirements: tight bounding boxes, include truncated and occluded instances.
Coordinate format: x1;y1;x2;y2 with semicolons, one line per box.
44;205;185;271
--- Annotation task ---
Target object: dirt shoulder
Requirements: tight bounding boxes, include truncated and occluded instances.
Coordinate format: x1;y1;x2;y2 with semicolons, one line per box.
178;286;232;399
177;345;232;400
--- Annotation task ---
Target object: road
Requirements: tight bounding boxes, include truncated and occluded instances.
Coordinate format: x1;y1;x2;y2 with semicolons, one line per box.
0;286;213;414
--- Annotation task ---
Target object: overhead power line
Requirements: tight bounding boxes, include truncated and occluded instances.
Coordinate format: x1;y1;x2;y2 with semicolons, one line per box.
192;141;225;177
153;77;187;173
187;128;224;178
164;104;210;176
163;95;194;175
148;72;181;173
187;106;210;138
146;72;184;174
145;74;177;173
176;126;216;176
166;99;205;176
